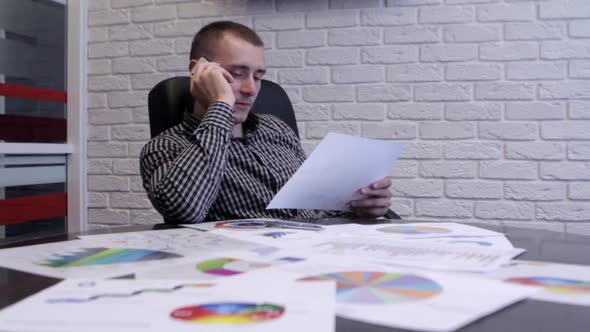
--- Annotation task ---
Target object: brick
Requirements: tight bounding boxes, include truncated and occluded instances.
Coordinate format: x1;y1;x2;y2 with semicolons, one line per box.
307;49;357;65
293;104;331;121
88;125;110;141
447;181;502;198
419;6;474;24
540;162;590;180
505;102;565;120
446;63;502;81
130;209;164;224
540;0;590;19
131;5;175;23
277;31;326;49
419;122;475;140
480;161;538;179
109;92;148;108
89;27;108;43
154;19;201;37
174;37;192;54
111;0;152;8
89;209;130;225
130;176;145;192
505;182;566;201
540;82;590;100
390;161;418;178
88;160;113;175
113;58;156;74
569;143;590;160
328;29;380;46
479;122;537;140
445;103;502;121
415;83;471;101
88;76;129;92
89;0;110;11
332;104;386;121
306;122;361;139
131;73;171;90
361;46;417;64
541;41;590;60
421;45;477;62
443;0;495;4
88;93;108;109
110;193;152;209
477;3;535;22
89;10;129;27
278;0;327;11
480;42;538;61
506;142;565;160
177;2;244;19
113;159;140;175
476;202;534;220
88;42;129;58
388;0;441;5
306;10;358;28
388;103;443;120
570;60;590;79
536;203;590;221
112;125;151;141
505;23;564;41
444;25;500;43
156;56;187;72
360;8;416;26
267;50;304;67
399;142;442;159
357;85;411;102
391;180;443;198
88;109;133;125
258;32;275;49
88;142;128;157
128;143;146;158
569;101;590;119
569;182;590;200
88;192;108;208
361;123;416;139
570;20;590;38
332;66;384;83
542;122;590;140
88;59;111;75
130;40;174;56
254;15;304;31
88;176;130;191
565;222;590;236
109;25;152;41
416;200;473;218
279;68;329;85
444;142;502;160
330;0;382;9
420;161;477;179
384;26;439;44
302;86;354;102
133;108;150;124
387;64;443;82
475;82;535;100
508;62;567;80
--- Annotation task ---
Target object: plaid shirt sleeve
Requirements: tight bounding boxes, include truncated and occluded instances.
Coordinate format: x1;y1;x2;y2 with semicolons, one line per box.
140;102;235;224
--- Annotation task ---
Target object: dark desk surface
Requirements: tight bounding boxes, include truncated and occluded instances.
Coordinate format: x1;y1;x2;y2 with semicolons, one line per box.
1;218;589;332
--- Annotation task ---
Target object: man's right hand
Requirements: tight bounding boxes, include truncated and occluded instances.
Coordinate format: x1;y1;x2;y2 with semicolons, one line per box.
190;60;235;117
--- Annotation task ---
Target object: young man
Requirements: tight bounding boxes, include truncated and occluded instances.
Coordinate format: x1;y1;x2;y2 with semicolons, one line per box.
140;21;393;224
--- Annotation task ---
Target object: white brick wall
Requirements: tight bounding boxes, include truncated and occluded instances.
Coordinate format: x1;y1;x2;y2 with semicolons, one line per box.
87;0;590;232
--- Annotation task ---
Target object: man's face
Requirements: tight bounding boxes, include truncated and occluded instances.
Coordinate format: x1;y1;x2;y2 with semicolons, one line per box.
206;34;266;124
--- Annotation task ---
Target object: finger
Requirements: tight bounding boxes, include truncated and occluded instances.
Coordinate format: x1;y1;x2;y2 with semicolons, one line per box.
360;187;392;198
370;176;392;190
349;197;391;209
217;66;235;84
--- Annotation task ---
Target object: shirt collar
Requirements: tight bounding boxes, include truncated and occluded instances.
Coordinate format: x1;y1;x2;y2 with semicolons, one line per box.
182;111;261;137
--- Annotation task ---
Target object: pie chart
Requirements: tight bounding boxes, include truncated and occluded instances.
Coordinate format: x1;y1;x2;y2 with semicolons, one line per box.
215;220;267;229
378;225;451;235
505;276;590;294
170;302;285;324
196;258;270;276
299;271;442;304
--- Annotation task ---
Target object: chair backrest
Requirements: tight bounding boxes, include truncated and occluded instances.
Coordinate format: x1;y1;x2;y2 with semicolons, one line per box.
148;77;299;138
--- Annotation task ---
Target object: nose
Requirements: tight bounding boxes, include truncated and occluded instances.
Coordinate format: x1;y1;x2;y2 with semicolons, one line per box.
239;75;257;97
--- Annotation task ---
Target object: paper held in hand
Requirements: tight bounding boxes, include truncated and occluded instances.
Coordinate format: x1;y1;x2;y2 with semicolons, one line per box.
266;133;404;211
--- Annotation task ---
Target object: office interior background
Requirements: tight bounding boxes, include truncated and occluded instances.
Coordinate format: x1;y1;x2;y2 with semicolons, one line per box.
1;0;589;242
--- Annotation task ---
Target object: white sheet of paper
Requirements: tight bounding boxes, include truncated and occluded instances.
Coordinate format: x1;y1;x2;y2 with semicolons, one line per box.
0;229;262;279
266;133;404;211
238;255;535;332
485;260;590;306
312;237;525;272
0;277;335;332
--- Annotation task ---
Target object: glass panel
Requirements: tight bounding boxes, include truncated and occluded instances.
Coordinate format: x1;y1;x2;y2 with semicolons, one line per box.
0;0;67;143
0;154;67;245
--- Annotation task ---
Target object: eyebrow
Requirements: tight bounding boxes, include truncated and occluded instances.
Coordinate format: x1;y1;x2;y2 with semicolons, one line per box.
229;64;267;75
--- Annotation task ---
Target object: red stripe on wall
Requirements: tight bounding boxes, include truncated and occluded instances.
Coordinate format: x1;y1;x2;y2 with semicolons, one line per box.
0;115;66;142
0;193;67;225
0;83;67;103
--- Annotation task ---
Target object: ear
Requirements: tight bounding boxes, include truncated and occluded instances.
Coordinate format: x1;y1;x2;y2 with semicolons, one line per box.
188;59;198;75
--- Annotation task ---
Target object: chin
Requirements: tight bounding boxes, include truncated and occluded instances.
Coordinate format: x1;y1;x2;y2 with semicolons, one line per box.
233;109;250;124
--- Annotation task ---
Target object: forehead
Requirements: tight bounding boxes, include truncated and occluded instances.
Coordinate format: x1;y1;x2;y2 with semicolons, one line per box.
211;34;265;70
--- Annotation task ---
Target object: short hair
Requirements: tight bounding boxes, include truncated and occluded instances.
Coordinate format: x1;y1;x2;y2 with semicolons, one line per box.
189;21;264;61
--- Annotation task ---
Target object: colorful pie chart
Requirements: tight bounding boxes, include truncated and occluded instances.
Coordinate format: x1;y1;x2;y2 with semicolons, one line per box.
170;303;285;324
299;271;442;304
378;225;451;235
196;258;270;276
38;248;182;267
505;276;590;294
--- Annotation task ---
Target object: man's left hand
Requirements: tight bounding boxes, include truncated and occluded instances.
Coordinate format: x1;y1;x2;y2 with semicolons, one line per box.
348;177;393;218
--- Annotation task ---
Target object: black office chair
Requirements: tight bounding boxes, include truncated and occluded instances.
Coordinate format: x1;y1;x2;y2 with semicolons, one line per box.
147;77;401;220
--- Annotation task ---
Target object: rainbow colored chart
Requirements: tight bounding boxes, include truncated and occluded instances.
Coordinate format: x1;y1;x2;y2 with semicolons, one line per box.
170;303;285;325
299;271;442;304
38;248;182;267
505;276;590;294
448;240;493;246
196;257;304;276
215;220;268;229
378;225;451;235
